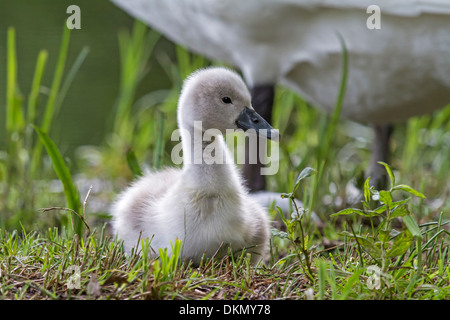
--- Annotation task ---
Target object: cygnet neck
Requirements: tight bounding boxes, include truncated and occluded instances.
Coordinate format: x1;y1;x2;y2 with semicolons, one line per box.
180;123;241;194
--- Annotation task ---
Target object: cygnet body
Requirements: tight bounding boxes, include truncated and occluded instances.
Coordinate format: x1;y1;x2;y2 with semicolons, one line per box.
111;67;276;265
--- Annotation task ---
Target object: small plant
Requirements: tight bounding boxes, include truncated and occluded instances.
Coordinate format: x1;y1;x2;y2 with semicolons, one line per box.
331;162;428;288
275;167;317;281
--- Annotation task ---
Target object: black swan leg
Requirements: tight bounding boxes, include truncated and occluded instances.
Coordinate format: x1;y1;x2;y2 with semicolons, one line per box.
369;124;393;189
243;85;275;192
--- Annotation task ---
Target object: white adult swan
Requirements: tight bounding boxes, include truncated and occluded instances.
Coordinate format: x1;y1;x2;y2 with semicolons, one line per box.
111;67;277;265
111;0;450;189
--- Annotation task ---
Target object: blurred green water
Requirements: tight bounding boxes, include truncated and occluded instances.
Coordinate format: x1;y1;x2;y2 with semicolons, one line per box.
0;0;172;155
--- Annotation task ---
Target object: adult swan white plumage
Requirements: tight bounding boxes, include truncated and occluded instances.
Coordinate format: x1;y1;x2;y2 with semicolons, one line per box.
111;0;450;189
111;67;278;265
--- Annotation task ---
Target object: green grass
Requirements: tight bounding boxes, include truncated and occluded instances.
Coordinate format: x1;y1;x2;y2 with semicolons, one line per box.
0;21;449;300
1;25;88;232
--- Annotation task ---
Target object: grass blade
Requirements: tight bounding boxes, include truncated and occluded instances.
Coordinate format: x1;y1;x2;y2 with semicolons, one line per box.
318;259;327;300
126;149;143;179
6;27;25;134
55;46;90;112
34;126;82;235
27;49;48;125
40;25;71;133
153;111;166;170
308;33;348;212
339;269;363;300
30;25;71;177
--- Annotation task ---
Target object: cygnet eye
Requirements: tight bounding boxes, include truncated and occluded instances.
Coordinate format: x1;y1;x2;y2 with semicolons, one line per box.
221;97;232;104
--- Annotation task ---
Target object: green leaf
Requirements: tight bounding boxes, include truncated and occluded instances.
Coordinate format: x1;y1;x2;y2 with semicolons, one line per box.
372;204;388;214
271;228;289;239
392;184;426;199
293;167;317;193
280;193;292;199
392;198;411;207
377;161;395;189
372;198;410;215
379;190;392;207
363;177;371;203
339;232;382;258
357;237;382;259
403;215;422;239
378;230;390;243
331;208;370;218
386;230;413;258
390;204;410;219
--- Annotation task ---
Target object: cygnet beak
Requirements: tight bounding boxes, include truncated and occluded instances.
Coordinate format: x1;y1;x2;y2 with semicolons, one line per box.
235;107;279;140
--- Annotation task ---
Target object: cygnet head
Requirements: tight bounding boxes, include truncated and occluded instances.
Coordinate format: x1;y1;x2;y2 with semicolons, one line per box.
178;67;276;139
